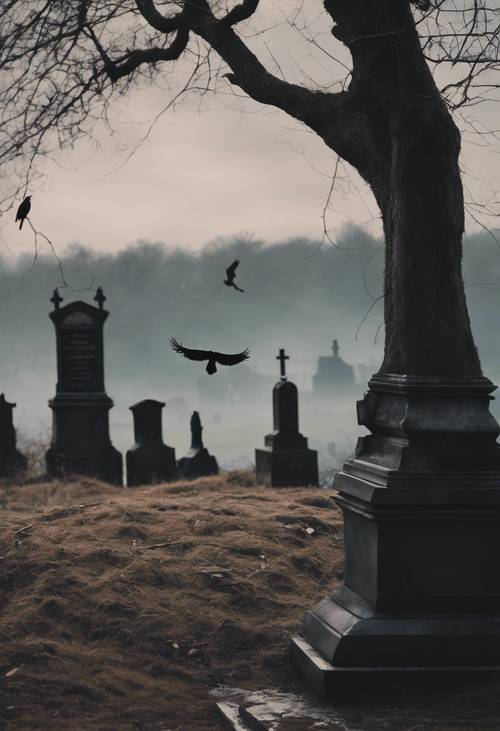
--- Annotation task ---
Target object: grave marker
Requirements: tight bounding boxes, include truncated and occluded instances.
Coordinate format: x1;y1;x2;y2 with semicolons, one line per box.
177;411;219;479
126;399;176;485
0;394;27;478
45;289;123;484
255;349;318;487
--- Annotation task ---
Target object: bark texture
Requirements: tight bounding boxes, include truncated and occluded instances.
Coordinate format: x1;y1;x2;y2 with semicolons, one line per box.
322;0;481;377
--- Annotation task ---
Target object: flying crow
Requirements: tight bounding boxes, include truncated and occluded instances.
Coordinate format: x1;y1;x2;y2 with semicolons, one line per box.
224;259;244;292
15;195;31;230
170;337;250;375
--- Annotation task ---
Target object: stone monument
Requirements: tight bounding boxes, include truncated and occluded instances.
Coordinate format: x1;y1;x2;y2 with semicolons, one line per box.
255;349;318;487
312;339;355;397
126;399;176;486
177;411;219;478
45;288;123;484
290;374;500;691
0;394;27;477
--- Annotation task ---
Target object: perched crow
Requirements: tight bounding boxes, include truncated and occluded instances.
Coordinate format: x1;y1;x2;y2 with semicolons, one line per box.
224;259;244;292
15;195;31;230
170;337;250;375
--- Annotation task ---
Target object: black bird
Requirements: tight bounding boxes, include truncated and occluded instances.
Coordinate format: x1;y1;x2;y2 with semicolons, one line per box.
170;337;250;375
224;259;244;292
15;195;31;230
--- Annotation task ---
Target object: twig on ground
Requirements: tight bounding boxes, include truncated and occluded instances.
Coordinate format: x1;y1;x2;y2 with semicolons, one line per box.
14;523;33;535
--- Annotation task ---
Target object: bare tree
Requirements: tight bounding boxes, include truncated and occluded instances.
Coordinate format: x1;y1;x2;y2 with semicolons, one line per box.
1;0;499;377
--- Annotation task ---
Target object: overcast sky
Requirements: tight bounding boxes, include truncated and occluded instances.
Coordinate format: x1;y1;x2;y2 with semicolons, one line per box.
1;1;499;259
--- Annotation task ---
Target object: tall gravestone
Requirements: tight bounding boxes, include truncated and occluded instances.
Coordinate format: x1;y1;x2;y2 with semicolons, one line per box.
0;394;27;477
126;399;176;486
177;411;219;479
255;349;318;487
45;288;123;484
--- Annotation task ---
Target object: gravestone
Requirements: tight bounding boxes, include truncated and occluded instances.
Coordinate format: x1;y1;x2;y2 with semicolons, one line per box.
255;349;318;487
312;338;355;397
177;411;219;479
0;394;27;477
126;399;176;486
45;288;123;484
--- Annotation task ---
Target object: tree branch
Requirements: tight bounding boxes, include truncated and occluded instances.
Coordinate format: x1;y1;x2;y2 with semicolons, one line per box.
86;25;189;82
135;0;185;34
181;1;360;166
221;0;260;27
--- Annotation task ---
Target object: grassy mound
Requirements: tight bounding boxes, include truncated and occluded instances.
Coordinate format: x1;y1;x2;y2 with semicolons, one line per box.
0;472;343;730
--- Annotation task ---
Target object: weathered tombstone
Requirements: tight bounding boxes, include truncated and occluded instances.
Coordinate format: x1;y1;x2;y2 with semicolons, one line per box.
126;399;176;486
312;338;356;397
255;349;318;487
0;394;27;478
45;288;123;484
177;411;219;479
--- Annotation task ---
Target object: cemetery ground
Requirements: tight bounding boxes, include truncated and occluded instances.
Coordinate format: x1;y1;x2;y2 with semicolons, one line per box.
1;474;500;731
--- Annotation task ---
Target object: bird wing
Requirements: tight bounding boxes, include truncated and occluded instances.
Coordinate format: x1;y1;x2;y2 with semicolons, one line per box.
215;348;250;367
170;337;209;362
226;260;239;279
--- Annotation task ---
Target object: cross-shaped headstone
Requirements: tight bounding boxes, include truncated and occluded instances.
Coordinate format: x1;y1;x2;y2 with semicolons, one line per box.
94;286;106;310
276;348;289;381
50;288;63;310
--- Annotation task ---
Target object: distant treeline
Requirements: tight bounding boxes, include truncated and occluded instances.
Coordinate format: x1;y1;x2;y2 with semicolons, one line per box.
0;225;500;395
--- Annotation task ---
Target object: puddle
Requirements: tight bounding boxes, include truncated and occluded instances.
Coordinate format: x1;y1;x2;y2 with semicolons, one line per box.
211;686;356;730
211;680;500;731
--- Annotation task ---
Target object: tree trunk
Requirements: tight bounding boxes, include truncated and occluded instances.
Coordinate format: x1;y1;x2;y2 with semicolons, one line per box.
378;108;481;376
325;0;482;378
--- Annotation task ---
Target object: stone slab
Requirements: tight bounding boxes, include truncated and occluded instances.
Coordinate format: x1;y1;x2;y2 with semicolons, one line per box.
290;634;500;697
255;447;318;487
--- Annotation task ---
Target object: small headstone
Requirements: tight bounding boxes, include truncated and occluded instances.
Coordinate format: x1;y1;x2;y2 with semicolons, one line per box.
177;411;219;479
126;399;176;486
45;289;123;484
0;394;27;477
255;349;318;487
312;338;355;397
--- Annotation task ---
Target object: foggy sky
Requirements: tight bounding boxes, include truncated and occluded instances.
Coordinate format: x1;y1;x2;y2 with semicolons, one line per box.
1;2;499;258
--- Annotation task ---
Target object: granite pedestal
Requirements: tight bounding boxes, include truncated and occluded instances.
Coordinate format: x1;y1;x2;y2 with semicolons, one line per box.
126;399;176;485
291;374;500;693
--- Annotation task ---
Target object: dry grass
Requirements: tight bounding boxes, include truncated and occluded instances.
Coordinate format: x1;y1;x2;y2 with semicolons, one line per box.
3;472;500;731
0;471;343;730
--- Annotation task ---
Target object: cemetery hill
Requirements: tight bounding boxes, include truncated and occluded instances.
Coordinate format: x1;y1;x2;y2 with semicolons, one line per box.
2;229;500;728
3;0;500;727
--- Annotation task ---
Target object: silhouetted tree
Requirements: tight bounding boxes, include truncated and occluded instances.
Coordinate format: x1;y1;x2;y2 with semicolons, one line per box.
1;1;499;377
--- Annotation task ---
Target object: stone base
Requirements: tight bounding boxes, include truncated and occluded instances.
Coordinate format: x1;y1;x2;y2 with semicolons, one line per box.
47;394;123;485
255;447;318;487
126;444;176;486
290;634;500;697
0;451;27;478
177;447;218;479
46;445;123;485
292;472;500;690
292;374;500;692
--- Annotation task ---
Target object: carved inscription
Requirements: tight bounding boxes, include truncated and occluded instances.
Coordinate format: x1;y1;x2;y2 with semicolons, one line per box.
60;329;101;392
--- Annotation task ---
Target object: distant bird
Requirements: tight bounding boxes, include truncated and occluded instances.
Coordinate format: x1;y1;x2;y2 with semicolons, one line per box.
15;195;31;230
224;259;244;292
170;337;250;375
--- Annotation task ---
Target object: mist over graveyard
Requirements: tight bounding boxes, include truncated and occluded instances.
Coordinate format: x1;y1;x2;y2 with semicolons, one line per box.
2;223;500;476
